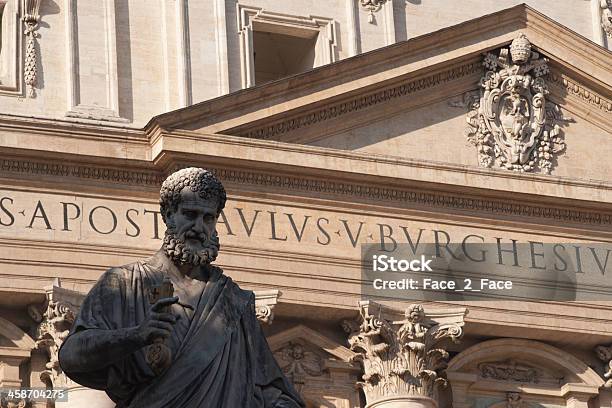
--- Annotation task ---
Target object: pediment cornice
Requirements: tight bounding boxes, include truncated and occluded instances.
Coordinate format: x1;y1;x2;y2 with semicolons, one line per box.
145;5;612;137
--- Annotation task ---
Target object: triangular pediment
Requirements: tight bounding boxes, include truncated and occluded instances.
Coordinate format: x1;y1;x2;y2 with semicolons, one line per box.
148;4;610;133
147;4;611;182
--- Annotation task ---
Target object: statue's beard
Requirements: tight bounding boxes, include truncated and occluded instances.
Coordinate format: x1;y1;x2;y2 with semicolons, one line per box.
162;228;220;266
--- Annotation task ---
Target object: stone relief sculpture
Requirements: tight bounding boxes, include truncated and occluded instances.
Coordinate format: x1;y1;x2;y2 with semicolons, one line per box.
22;0;42;98
342;301;465;408
57;167;304;408
478;359;540;383
274;343;323;393
595;344;612;387
602;0;612;38
463;34;567;174
360;0;386;23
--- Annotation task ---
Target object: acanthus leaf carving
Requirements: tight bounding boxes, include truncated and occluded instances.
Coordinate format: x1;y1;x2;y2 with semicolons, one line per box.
34;280;82;389
342;302;466;405
465;34;568;174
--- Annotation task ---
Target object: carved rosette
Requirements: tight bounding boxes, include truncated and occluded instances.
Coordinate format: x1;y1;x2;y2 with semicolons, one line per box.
465;34;567;174
22;0;43;98
360;0;386;23
35;297;78;388
342;302;465;405
595;344;612;387
602;0;612;39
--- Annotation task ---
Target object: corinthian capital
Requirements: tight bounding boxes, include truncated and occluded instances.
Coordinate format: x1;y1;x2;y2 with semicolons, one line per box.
342;301;466;407
33;279;84;389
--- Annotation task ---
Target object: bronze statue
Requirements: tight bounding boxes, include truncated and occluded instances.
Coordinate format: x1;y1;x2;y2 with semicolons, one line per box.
59;167;304;408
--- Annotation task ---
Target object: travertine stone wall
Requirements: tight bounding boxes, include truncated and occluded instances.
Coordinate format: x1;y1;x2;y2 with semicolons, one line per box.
0;0;609;127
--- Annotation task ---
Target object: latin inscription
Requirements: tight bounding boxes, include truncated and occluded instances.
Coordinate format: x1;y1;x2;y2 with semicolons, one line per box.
0;193;611;276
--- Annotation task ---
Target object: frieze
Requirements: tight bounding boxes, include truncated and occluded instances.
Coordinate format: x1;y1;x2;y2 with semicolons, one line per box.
0;159;163;186
209;168;612;226
1;158;611;226
234;61;481;140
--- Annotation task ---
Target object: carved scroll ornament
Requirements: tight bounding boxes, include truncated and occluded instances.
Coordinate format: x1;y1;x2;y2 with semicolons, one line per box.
465;34;567;174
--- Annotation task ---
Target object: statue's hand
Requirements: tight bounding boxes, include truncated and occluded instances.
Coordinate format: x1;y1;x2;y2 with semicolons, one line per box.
135;296;179;346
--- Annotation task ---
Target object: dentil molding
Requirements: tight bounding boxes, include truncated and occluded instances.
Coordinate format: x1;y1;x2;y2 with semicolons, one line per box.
1;158;612;226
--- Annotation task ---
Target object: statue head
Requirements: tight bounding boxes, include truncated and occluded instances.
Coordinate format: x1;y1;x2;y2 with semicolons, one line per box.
159;167;227;266
406;304;425;324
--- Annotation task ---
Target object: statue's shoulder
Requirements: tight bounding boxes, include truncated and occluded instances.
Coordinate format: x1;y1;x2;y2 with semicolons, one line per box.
95;259;147;288
217;268;255;305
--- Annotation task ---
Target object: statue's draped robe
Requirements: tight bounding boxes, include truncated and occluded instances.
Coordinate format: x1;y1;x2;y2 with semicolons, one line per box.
61;251;304;408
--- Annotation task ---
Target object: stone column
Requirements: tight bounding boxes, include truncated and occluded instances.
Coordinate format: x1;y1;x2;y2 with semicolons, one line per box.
34;279;115;408
342;301;466;408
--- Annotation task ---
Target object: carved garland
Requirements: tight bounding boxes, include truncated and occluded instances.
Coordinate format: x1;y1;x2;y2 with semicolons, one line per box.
465;34;568;174
22;0;43;98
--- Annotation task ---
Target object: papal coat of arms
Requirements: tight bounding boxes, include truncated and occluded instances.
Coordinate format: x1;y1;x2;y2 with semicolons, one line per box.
464;34;567;174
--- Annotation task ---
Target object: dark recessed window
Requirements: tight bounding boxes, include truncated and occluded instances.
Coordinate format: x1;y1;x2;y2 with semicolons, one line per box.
253;30;317;85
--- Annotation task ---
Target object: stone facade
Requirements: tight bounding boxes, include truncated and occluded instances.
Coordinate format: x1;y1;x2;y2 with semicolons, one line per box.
0;1;611;408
